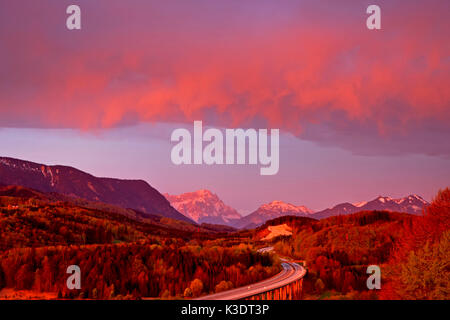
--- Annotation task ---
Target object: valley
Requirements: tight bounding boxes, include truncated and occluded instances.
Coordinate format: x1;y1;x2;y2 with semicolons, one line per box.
0;157;447;300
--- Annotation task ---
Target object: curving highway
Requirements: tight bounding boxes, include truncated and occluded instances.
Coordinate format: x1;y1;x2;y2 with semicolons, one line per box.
196;248;306;300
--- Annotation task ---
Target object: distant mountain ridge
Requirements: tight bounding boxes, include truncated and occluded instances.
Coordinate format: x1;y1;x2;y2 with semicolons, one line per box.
233;200;313;229
165;188;429;229
0;157;430;228
0;157;193;223
311;195;428;219
164;189;242;225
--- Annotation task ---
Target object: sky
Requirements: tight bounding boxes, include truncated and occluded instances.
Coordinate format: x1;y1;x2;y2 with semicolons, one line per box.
0;1;449;214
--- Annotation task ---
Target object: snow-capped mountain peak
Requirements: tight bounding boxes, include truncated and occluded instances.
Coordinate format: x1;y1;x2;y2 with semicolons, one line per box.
353;201;368;207
406;194;428;204
164;190;242;225
260;200;313;215
232;200;313;229
313;194;429;219
376;196;393;203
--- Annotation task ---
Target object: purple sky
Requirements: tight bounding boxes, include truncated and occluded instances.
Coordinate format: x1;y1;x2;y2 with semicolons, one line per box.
0;1;449;213
1;124;449;214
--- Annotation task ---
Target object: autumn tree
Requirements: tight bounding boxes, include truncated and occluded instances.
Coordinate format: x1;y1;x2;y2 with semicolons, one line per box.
391;231;450;299
215;280;233;293
314;279;325;294
183;287;193;298
382;188;450;299
190;278;204;297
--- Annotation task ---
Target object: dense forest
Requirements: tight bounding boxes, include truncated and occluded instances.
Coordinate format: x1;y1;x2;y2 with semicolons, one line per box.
0;187;280;299
0;242;279;299
0;186;448;300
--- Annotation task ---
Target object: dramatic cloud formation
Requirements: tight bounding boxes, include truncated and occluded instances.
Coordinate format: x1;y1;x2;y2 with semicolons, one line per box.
0;0;449;155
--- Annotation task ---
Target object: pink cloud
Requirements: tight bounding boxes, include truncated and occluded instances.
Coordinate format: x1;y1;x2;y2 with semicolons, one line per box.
0;0;449;155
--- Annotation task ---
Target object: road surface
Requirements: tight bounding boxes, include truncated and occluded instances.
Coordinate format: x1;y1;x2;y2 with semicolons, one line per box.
196;248;306;300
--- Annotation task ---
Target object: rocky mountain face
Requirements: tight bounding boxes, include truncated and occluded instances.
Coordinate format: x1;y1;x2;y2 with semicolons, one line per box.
0;157;193;223
164;189;242;225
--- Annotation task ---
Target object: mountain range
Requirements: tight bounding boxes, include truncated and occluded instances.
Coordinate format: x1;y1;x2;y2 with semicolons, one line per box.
0;156;429;229
311;195;428;219
0;157;193;223
165;192;428;228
